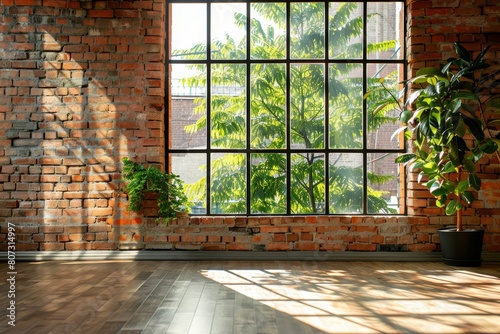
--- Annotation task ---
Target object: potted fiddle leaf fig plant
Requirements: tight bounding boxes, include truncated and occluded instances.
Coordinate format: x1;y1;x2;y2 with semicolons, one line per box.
369;43;500;266
121;157;192;223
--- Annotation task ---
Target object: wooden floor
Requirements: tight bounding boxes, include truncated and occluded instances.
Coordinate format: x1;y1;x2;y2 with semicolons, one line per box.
1;260;499;334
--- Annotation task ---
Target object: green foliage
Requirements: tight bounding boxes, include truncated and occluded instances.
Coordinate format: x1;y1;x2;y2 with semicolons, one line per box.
371;43;500;220
176;3;400;214
121;158;191;223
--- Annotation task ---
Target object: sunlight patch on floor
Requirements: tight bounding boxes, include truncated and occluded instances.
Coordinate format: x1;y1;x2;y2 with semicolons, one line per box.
200;267;500;333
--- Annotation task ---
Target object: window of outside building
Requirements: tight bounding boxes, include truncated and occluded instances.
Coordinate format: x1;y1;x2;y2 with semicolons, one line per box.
167;1;406;216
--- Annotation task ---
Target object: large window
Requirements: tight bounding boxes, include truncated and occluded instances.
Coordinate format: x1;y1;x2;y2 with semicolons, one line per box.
167;1;406;216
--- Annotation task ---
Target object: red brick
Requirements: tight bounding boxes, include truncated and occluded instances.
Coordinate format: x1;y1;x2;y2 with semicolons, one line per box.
266;242;292;251
64;226;87;234
66;242;92;250
300;233;314;241
0;200;18;208
15;243;39;251
291;226;316;233
320;243;345;251
347;244;377;251
227;243;253;251
273;234;286;242
91;242;118;250
88;224;112;232
201;244;226;251
294;242;319;251
371;235;384;244
108;218;143;226
88;9;114;18
260;226;289;233
14;226;38;234
57;234;69;242
40;243;65;251
168;235;181;243
114;9;139;18
407;244;437;252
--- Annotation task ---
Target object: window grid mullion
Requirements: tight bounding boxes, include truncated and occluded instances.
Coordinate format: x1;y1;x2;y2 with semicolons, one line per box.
285;1;292;215
206;2;212;215
362;0;369;215
167;0;406;217
324;0;330;214
246;1;251;215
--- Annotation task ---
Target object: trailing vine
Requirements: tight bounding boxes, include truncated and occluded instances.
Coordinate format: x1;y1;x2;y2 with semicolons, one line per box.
121;157;191;223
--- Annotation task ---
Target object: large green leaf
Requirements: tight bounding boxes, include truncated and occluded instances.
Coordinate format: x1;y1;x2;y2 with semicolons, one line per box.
391;126;408;141
445;199;461;215
422;161;439;177
450;92;477;101
480;140;498;154
395;153;416;164
485;97;500;113
464;159;476;173
419;109;433;137
430;181;448;197
472;147;484;163
441;161;457;173
461;191;475;205
436;195;447;208
487;119;500;128
468;173;481;191
455;180;469;194
493;139;500;151
446;99;461;114
462;115;485;141
455;43;471;63
452;114;466;137
414;67;448;84
472;44;490;65
449;136;467;166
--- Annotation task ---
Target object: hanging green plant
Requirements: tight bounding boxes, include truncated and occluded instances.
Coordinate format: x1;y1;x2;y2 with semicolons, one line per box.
121;157;192;223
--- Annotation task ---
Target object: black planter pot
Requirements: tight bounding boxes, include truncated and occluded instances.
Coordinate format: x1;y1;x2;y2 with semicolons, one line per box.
438;228;485;267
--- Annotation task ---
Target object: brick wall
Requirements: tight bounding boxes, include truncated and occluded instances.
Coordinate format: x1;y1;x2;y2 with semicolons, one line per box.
0;0;499;253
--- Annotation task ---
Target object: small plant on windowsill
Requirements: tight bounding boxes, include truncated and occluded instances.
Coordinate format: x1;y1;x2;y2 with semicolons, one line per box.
121;157;192;224
367;43;500;266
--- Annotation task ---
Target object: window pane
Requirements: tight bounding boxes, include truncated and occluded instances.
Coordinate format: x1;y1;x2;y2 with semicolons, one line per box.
290;2;325;59
250;2;286;60
290;64;325;149
170;3;207;60
170;64;207;149
167;1;406;217
367;153;401;214
291;153;325;214
329;153;363;214
171;153;207;213
367;2;403;60
251;153;287;214
210;153;246;214
211;63;246;149
250;63;286;149
329;63;363;149
329;2;363;59
366;63;403;149
211;3;246;60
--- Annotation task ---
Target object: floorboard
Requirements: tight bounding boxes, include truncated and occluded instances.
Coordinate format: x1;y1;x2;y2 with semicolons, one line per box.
0;260;499;333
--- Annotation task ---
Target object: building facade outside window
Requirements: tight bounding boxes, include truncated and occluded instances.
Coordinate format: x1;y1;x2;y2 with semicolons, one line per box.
167;1;406;216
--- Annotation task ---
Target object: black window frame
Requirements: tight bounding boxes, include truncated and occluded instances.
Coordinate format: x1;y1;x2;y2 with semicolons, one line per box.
165;0;408;216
